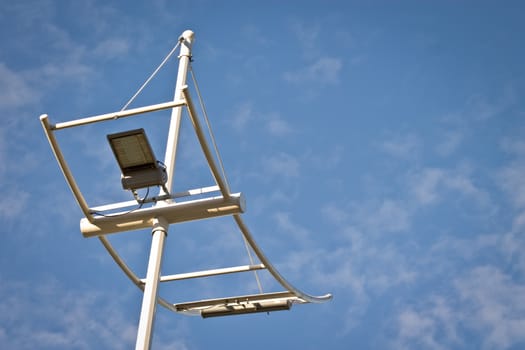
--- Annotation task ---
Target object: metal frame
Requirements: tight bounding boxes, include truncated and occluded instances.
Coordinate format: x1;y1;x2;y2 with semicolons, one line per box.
40;29;332;350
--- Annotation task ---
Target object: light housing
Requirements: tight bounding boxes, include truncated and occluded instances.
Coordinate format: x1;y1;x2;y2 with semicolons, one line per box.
200;300;292;318
107;128;167;191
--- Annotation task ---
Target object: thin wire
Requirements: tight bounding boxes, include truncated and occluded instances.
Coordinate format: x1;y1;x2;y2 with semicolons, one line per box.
121;40;182;111
189;63;231;191
242;234;264;293
91;187;150;217
190;63;262;293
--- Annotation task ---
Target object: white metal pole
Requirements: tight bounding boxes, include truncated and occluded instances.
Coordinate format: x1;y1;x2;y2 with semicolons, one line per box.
163;29;194;196
135;217;168;350
134;29;194;350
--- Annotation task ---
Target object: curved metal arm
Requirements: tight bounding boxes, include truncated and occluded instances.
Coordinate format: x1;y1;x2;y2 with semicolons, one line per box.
98;236;179;313
97;213;331;317
233;214;332;303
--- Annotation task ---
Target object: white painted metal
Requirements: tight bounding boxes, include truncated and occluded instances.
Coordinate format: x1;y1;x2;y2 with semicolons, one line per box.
143;264;266;283
135;217;168;350
233;214;333;304
98;235;178;313
170;185;220;198
89;185;220;212
40;114;93;221
80;192;245;237
182;86;230;197
162;30;194;196
135;29;195;350
175;291;306;317
52;100;186;130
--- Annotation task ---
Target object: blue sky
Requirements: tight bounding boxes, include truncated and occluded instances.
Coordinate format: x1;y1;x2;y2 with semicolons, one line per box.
1;1;525;349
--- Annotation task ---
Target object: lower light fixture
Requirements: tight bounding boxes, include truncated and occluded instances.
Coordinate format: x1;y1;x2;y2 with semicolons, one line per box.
200;300;292;318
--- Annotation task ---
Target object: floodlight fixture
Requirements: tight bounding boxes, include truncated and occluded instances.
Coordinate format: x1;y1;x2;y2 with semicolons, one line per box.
200;300;292;318
107;128;168;192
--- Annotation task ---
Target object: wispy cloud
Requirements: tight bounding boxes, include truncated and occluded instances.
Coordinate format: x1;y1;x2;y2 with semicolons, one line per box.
230;102;254;132
455;266;525;349
0;188;29;220
435;130;463;156
499;161;525;209
261;152;301;178
273;212;311;241
466;87;516;121
265;115;293;137
394;296;460;350
392;264;525;350
93;37;131;59
0;63;39;108
284;57;343;85
349;199;412;234
0;278;137;349
409;166;491;208
290;20;320;55
380;133;420;159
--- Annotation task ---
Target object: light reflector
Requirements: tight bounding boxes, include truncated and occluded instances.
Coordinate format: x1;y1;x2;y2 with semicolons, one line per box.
107;129;167;190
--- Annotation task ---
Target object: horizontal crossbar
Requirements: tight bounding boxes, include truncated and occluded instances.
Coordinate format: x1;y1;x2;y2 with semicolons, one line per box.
80;193;245;237
52;99;186;130
89;185;220;212
141;264;266;283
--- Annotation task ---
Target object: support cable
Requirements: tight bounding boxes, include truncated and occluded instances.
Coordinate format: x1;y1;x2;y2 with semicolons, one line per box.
121;40;182;111
233;214;333;304
189;65;263;292
241;234;264;294
189;64;231;191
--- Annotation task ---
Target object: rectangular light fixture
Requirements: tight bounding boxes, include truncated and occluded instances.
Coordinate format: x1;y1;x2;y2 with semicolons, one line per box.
107;129;167;190
200;300;292;318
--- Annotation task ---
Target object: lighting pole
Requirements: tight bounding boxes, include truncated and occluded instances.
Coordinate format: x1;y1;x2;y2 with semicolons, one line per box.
134;30;194;350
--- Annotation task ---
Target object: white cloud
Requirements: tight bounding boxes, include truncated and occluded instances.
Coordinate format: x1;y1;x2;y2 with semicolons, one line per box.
394;296;461;350
261;152;300;178
93;37;131;59
324;198;413;236
0;279;137;349
273;212;311;241
322;203;349;224
373;199;411;232
0;63;39;108
455;266;525;349
266;117;293;137
284;57;343;85
499;161;525;209
349;199;411;234
380;133;420;159
230;102;253;132
466;88;516;121
501;138;525;156
435;130;463;156
290;20;320;52
392;264;525;350
0;188;29;220
411;168;444;205
410;167;491;208
397;309;443;350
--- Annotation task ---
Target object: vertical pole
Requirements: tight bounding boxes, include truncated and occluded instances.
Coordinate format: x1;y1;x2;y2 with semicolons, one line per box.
134;30;194;350
162;29;194;196
135;217;168;350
